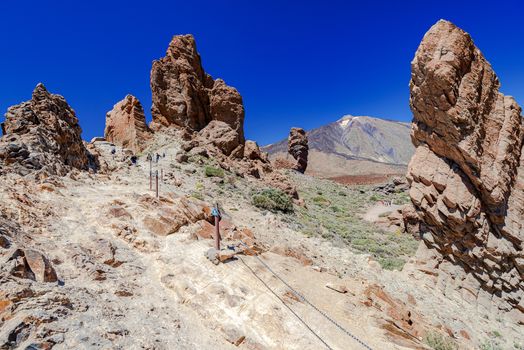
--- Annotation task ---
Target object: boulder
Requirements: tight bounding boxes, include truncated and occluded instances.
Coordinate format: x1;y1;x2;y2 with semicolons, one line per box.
407;20;524;315
150;34;244;141
0;84;95;175
142;196;211;236
243;140;261;160
288;127;308;173
8;249;58;283
104;95;152;153
198;121;241;156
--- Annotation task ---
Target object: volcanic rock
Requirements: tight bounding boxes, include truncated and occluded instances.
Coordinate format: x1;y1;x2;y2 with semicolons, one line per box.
0;84;95;175
8;249;58;283
104;95;152;153
198;120;241;156
288;127;308;173
407;20;524;317
243;140;262;160
150;34;244;140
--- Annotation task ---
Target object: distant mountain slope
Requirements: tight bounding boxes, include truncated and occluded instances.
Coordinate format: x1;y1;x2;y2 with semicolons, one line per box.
262;115;415;178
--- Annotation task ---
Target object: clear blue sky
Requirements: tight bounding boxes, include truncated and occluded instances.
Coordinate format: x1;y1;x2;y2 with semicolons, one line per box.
1;1;523;145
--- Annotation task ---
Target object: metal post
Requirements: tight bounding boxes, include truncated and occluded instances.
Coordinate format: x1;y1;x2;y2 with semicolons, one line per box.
211;204;221;251
155;170;159;198
214;216;220;251
149;158;152;190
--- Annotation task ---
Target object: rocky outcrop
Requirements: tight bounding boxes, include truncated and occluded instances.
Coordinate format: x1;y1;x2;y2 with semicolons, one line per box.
0;84;95;176
150;34;244;141
104;95;152;153
407;20;524;320
198;120;241;156
288;127;308;173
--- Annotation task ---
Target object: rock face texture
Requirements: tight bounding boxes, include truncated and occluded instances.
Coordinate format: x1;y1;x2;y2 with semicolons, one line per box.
150;34;244;141
288;127;308;173
0;84;94;176
407;20;524;320
104;95;152;153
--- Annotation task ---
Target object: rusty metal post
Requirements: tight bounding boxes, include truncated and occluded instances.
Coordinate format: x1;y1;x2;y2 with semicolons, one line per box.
155;170;159;198
149;158;152;190
212;204;221;251
214;215;220;251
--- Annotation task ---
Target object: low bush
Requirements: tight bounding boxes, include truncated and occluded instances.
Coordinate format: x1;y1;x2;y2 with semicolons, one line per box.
204;166;224;178
252;188;293;213
424;332;457;350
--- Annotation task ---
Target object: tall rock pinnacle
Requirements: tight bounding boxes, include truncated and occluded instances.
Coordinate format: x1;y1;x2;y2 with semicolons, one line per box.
104;95;152;153
288;127;308;173
407;20;523;321
150;34;245;142
0;83;94;176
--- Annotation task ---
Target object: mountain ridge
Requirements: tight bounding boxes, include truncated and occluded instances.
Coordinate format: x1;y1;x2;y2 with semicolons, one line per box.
262;115;415;177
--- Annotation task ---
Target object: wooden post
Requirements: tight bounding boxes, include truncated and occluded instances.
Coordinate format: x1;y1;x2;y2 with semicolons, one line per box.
155;170;159;198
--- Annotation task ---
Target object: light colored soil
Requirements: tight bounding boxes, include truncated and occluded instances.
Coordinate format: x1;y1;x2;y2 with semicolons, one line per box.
1;135;520;350
363;203;403;222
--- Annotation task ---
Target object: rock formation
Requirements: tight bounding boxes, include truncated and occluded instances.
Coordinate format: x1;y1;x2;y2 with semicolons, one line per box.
407;20;523;321
104;95;152;153
288;127;308;173
150;34;244;141
0;83;95;176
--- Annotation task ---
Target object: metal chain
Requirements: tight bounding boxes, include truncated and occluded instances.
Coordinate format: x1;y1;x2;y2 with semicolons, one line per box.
237;255;334;350
239;240;374;350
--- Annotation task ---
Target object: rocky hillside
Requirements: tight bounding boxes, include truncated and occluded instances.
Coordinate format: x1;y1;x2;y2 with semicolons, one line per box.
0;23;522;350
262;115;415;178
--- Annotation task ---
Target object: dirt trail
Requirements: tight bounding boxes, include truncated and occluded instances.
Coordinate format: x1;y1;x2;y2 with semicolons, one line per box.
362;202;402;222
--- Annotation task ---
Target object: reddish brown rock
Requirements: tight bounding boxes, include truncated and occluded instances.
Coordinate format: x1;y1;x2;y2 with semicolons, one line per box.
150;34;244;140
0;84;95;175
198;120;241;156
104;95;152;153
243;140;261;160
9;249;58;283
142;196;211;236
288;127;308;173
407;20;524;316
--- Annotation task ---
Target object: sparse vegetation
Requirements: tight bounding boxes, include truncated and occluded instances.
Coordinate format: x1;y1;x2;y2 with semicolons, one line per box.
252;188;293;213
479;340;503;350
190;191;204;201
289;174;418;270
424;332;457;350
312;195;330;206
204;166;224;178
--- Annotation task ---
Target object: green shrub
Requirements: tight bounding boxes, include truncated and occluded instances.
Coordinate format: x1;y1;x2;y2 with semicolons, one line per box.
424;332;457;350
252;188;293;213
190;191;204;201
312;196;330;206
204;166;224;178
479;342;502;350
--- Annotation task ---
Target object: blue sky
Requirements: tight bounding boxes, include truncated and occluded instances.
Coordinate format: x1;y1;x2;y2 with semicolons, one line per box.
1;1;523;145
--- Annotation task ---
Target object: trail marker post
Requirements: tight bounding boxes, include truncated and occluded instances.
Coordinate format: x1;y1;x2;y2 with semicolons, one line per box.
211;204;221;251
155;170;159;198
149;157;152;190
